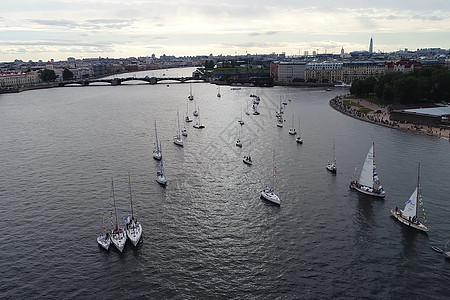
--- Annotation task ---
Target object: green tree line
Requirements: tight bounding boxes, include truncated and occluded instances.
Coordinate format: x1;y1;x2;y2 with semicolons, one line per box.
350;66;450;105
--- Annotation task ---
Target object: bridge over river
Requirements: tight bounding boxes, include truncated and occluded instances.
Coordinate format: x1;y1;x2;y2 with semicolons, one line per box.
61;76;206;86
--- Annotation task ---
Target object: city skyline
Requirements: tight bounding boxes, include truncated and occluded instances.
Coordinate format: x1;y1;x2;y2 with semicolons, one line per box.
1;0;450;62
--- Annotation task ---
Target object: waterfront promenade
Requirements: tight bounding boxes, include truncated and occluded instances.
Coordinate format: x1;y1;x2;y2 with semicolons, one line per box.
330;95;450;141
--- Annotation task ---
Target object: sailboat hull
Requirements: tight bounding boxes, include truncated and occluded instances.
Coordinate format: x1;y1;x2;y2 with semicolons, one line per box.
350;183;385;198
156;173;167;185
126;222;142;247
97;234;111;250
261;191;280;205
111;230;127;252
173;139;183;147
390;210;429;232
326;164;336;174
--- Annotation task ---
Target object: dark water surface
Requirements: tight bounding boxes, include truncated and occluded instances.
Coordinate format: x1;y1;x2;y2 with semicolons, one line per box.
1;68;449;299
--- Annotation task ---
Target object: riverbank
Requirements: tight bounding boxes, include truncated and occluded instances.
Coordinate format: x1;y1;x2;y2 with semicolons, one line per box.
330;95;450;141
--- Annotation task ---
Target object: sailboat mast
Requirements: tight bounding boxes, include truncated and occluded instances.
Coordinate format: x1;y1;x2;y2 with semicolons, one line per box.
333;139;336;165
416;163;421;218
372;142;375;184
272;150;276;188
112;178;119;230
160;142;164;172
128;172;134;219
155;120;160;151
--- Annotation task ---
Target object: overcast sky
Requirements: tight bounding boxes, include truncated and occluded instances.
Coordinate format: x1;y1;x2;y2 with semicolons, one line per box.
1;0;450;62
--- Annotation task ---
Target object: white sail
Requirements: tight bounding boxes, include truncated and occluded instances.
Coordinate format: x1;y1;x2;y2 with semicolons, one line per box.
402;187;417;218
359;144;374;187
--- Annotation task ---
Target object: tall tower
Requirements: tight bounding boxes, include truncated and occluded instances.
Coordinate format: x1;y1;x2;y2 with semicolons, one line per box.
369;37;373;54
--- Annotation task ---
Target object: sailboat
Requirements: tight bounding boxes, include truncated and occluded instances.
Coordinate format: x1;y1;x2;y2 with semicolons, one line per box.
243;136;252;165
245;99;250;115
182;126;188;136
252;104;260;115
391;163;429;232
153;120;162;160
236;124;242;147
173;109;183;147
193;106;205;129
188;83;194;101
288;113;296;135
349;142;385;198
110;178;127;252
295;116;303;143
125;172;142;246
97;207;110;250
217;86;221;98
193;102;199;117
238;105;244;125
326;140;336;173
156;142;168;186
185;101;193;123
260;150;280;205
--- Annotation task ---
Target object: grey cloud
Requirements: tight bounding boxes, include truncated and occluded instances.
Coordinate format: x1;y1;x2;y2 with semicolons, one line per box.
28;18;135;30
248;31;279;36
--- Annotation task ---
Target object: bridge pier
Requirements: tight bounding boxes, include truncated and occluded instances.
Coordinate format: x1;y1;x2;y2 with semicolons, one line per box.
111;78;122;86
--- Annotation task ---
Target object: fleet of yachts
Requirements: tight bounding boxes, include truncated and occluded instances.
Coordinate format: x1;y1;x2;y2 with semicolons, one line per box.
97;85;447;259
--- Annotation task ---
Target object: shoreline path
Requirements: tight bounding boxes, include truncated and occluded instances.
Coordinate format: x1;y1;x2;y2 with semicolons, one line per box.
330;95;450;141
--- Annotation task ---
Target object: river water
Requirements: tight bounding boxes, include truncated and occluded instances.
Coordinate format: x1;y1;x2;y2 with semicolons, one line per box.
0;67;449;299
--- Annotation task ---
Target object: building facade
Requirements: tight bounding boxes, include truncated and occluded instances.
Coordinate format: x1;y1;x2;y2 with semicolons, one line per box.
342;61;387;83
305;62;343;83
270;62;306;83
0;72;40;87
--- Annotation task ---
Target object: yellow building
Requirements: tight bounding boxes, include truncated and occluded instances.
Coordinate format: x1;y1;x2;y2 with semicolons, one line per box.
305;62;343;83
342;61;386;83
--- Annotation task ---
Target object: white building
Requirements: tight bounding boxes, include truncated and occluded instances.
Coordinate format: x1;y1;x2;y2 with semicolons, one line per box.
272;62;306;83
0;72;41;87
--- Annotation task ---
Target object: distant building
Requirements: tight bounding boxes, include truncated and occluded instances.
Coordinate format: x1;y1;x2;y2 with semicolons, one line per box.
270;61;306;83
369;37;373;54
342;60;386;83
0;72;40;87
305;62;343;83
390;106;450;127
386;60;422;73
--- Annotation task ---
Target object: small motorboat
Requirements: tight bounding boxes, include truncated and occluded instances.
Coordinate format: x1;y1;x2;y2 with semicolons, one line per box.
243;156;253;165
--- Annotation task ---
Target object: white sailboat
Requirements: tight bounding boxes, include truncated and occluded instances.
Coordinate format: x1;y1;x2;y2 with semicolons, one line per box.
193;101;199;117
110;178;127;252
97;207;110;250
173;109;183;147
193;106;205;129
125;172;142;247
217;86;221;98
182;126;188;136
156;142;168;186
153;120;162;160
188;83;194;101
245;99;250;115
349;142;385;198
261;150;280;205
326;140;336;174
185;101;193;123
295;117;303;143
236;124;242;147
238;105;244;125
391;163;429;232
243;136;252;165
288;114;296;135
